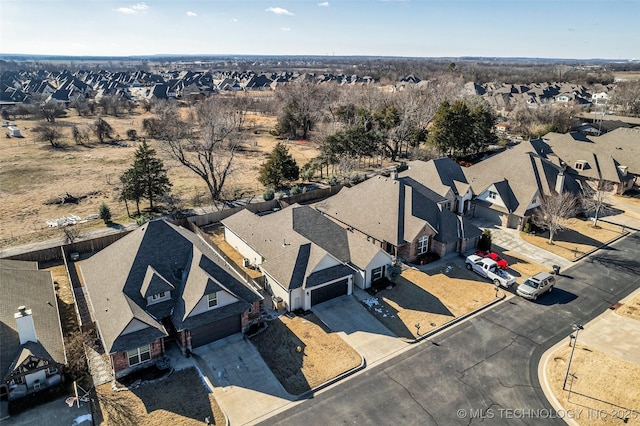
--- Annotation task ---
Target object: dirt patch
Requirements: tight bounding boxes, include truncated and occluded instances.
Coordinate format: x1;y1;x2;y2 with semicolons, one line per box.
361;267;499;339
615;294;640;321
46;263;79;334
546;344;640;425
250;313;361;395
0;109;320;248
204;226;263;280
520;219;624;260
95;367;225;426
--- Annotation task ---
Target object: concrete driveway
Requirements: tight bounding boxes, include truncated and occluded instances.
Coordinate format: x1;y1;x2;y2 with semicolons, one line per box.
469;218;572;269
191;333;294;426
312;292;408;365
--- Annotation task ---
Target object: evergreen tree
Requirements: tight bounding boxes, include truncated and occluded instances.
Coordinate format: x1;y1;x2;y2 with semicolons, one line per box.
258;142;299;188
98;202;112;224
121;141;172;211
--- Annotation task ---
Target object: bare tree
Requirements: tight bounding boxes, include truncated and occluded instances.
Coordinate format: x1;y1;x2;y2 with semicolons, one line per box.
34;123;64;148
62;225;82;243
72;125;90;145
156;98;245;205
533;192;580;244
581;180;614;228
93;117;113;143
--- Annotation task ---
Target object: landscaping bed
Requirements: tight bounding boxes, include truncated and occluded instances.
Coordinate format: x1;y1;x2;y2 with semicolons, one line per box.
521;218;624;260
361;267;499;340
250;313;361;395
95;367;225;426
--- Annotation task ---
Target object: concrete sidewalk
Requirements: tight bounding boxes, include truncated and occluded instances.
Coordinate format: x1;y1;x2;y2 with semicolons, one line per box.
539;286;640;426
312;293;408;365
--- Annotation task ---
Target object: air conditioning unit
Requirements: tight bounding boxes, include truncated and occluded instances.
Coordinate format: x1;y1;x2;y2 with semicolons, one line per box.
242;258;250;268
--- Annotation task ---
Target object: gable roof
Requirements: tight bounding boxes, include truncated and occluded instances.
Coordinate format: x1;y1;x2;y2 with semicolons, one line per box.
315;175;471;246
464;141;582;216
539;128;640;183
1;262;66;381
401;158;469;197
80;220;261;354
222;205;365;290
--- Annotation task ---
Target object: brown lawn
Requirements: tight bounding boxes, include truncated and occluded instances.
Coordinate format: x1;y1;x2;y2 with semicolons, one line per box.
95;368;225;426
521;218;624;260
546;344;640;426
250;313;361;395
488;248;546;280
0;108;320;248
615;293;640;321
362;267;500;340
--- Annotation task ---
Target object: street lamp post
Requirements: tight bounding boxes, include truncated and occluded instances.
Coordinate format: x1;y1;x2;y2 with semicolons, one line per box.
563;324;584;390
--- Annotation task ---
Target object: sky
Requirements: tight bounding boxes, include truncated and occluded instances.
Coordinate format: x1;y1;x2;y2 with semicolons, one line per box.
1;0;638;59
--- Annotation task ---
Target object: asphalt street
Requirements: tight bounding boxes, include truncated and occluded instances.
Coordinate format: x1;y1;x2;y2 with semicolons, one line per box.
261;232;640;426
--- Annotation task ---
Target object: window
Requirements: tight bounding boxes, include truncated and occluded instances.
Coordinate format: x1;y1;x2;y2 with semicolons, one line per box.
488;191;498;200
127;345;151;366
417;236;429;255
208;293;218;308
574;161;584;170
151;291;168;301
371;266;384;282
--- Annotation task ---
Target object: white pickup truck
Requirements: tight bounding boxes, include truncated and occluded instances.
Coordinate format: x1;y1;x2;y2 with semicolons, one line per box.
465;255;516;288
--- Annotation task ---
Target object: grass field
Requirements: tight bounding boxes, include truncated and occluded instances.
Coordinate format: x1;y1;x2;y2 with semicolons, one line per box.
0;107;320;248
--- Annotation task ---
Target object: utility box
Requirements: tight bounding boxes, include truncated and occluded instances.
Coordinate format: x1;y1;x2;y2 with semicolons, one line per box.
272;296;284;311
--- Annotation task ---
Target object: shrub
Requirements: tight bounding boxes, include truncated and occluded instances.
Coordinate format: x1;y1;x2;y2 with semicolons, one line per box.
477;229;492;251
98;202;112;224
290;185;303;195
350;173;365;184
328;175;339;186
522;221;531;233
263;188;275;201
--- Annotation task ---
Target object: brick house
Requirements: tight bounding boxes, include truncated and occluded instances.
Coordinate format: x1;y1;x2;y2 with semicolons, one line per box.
80;220;263;379
315;174;482;263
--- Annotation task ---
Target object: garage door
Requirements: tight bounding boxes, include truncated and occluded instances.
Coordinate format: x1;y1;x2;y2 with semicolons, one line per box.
310;279;348;307
190;315;241;348
474;205;503;227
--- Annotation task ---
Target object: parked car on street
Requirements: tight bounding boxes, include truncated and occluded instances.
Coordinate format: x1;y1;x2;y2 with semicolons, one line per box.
516;272;556;300
465;255;516;288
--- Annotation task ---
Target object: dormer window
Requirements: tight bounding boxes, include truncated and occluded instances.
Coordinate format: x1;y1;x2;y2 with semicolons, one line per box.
151;291;169;301
208;293;218;308
488;191;498;200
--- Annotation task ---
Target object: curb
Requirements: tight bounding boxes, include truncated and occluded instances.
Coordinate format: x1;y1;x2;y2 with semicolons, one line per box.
408;291;509;344
294;350;367;402
571;231;630;262
539;340;581;426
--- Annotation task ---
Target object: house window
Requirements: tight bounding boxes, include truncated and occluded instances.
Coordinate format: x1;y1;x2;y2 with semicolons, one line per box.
127;344;151;366
151;291;168;301
371;266;384;282
488;191;498;200
575;161;584;170
208;293;218;308
417;236;429;255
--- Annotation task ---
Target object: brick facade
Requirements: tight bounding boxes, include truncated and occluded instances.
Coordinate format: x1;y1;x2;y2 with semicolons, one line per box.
397;227;437;262
241;301;262;332
111;338;164;378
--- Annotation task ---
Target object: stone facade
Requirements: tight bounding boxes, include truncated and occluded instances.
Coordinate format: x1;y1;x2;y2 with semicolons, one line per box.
396;227;437;262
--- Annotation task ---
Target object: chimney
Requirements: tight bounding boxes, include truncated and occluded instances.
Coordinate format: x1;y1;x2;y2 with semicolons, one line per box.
14;306;38;344
555;171;565;194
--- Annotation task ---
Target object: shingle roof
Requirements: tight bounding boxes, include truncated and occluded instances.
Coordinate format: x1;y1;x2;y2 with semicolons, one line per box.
315;176;460;246
401;158;469;197
80;220;260;354
464;141;582;216
223;205;386;286
1;262;66;381
540;128;640;183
